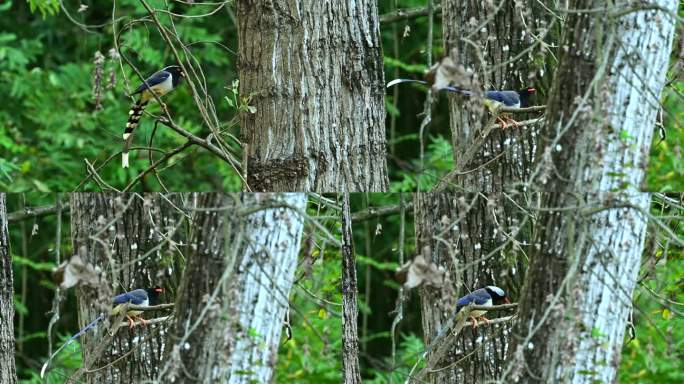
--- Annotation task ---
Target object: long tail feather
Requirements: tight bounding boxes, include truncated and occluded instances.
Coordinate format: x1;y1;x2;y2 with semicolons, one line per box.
122;99;149;168
386;78;472;95
40;314;105;378
386;78;428;88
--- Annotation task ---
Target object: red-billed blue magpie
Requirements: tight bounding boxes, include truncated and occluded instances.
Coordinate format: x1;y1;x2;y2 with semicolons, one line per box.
456;285;509;329
122;65;185;168
386;79;536;109
40;286;163;378
387;79;536;128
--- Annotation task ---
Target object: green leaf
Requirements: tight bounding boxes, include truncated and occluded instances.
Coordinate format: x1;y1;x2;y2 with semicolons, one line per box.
14;295;28;316
356;255;399;271
12;254;55;271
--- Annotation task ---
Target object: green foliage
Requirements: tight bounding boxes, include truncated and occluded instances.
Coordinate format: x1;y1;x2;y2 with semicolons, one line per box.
26;0;58;18
365;334;425;383
619;258;684;383
276;227;342;382
23;337;82;384
646;84;684;191
619;198;684;383
390;135;454;191
12;253;55;271
0;1;242;191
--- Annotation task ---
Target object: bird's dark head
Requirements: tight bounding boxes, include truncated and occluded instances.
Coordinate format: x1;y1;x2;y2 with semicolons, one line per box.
484;285;510;305
163;65;184;77
517;87;536;107
145;286;164;305
164;65;185;87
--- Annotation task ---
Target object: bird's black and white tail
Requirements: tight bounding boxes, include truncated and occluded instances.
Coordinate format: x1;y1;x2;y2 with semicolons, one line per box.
40;314;105;378
386;78;471;95
122;99;149;168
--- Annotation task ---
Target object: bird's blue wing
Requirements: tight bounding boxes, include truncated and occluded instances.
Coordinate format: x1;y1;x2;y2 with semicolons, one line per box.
132;71;170;95
457;295;475;308
485;90;507;104
456;289;491;311
112;289;148;305
112;291;131;304
485;90;520;107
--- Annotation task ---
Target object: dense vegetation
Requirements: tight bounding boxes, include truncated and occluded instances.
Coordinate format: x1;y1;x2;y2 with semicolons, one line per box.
2;1;679;191
1;0;683;382
6;193;683;382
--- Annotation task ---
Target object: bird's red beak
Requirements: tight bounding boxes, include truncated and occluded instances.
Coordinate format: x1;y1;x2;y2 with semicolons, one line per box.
154;287;163;293
504;297;510;304
528;88;536;93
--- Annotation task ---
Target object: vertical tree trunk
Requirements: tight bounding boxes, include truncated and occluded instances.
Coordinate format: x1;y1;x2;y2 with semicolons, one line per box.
435;4;552;377
237;0;388;192
0;194;18;384
159;193;307;383
532;0;675;192
158;193;236;382
415;193;522;383
341;193;362;383
439;0;553;191
508;1;677;382
70;193;182;383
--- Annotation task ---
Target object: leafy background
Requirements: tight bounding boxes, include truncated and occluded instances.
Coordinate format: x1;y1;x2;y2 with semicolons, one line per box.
1;0;683;382
7;193;683;383
0;0;681;191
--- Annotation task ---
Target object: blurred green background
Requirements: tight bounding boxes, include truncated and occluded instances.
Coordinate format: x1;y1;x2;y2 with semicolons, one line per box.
0;0;681;191
6;193;683;383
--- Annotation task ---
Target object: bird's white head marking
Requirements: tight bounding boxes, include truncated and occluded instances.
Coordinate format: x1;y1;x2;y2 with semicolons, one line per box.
486;285;505;297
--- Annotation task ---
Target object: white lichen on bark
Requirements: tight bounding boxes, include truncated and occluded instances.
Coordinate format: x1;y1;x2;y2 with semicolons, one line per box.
226;193;307;383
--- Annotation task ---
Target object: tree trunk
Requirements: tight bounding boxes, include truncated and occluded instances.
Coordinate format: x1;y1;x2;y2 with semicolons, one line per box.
415;193;521;383
533;0;675;192
508;1;677;382
439;0;554;191
70;193;182;383
0;194;18;384
434;6;549;377
341;193;362;383
237;0;388;192
159;193;307;383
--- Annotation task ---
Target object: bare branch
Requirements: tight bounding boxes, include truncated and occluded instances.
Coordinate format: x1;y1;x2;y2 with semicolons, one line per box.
7;204;71;223
352;202;415;222
380;5;443;24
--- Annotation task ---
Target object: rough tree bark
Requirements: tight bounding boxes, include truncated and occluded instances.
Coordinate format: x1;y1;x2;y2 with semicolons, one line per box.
70;193;182;383
508;1;677;382
439;0;554;191
431;4;554;377
237;0;388;192
159;193;307;383
415;193;522;383
341;193;362;383
0;194;18;384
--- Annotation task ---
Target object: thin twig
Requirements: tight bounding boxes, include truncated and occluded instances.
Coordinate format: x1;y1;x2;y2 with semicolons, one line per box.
352;202;415;222
380;5;443;24
7;204;71;223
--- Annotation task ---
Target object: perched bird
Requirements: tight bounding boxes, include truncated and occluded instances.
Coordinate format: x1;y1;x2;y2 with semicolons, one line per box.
112;286;164;328
386;78;536;127
456;285;509;329
40;286;163;378
122;65;185;168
